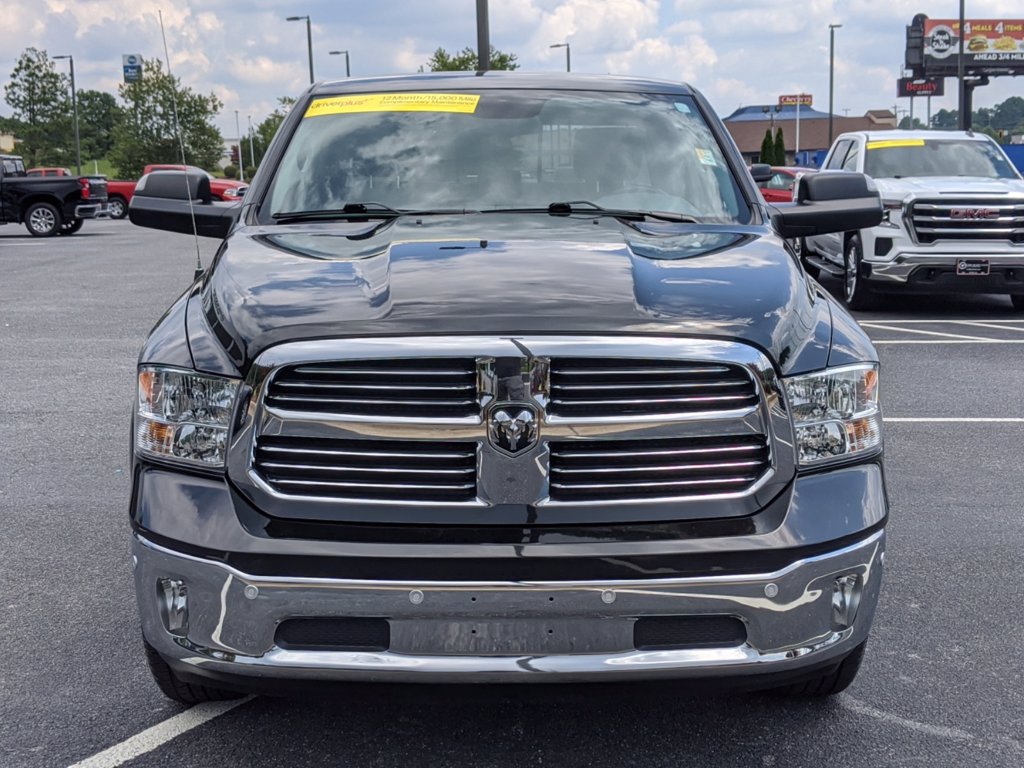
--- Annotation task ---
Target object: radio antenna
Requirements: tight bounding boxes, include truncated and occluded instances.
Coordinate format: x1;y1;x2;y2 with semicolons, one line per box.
158;9;204;280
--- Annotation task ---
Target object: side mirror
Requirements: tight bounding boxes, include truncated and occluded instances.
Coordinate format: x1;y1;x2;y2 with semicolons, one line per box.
770;172;882;238
128;170;238;239
749;163;772;183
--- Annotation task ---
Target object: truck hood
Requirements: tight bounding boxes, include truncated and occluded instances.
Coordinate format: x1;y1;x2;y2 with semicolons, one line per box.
196;214;833;375
875;175;1024;198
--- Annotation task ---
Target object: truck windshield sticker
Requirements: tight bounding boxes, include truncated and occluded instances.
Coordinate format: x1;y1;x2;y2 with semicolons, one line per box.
695;148;718;166
304;93;481;118
866;139;926;150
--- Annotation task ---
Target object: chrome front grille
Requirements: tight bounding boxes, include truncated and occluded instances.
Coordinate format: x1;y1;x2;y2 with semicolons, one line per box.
910;199;1024;243
265;358;478;418
549;435;771;502
254;435;477;502
548;358;758;418
236;336;793;521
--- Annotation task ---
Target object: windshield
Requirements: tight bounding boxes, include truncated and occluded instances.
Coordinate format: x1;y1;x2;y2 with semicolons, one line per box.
266;90;747;223
864;138;1020;179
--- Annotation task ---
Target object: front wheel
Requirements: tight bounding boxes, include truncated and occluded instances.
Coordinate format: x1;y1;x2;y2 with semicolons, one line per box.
59;217;84;235
24;201;62;237
769;641;867;697
843;234;876;311
1010;295;1024;311
144;640;243;705
107;196;128;219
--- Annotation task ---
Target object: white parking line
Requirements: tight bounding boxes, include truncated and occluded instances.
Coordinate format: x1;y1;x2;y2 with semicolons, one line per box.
885;417;1024;423
858;318;1024;324
66;697;252;768
859;323;992;341
874;339;1024;344
949;320;1024;333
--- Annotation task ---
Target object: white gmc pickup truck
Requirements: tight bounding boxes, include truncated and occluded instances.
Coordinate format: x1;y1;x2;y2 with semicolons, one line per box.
803;130;1024;309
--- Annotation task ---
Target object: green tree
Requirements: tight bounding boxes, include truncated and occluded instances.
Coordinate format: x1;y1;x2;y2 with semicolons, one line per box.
931;108;958;129
773;127;785;166
898;116;925;130
250;96;296;169
992;96;1024;133
759;128;775;165
422;46;519;72
3;47;72;165
77;89;122;161
110;57;223;178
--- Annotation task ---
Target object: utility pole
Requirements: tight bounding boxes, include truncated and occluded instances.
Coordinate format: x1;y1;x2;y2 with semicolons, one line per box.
476;0;490;72
54;55;80;176
957;0;966;129
828;24;842;146
235;109;244;183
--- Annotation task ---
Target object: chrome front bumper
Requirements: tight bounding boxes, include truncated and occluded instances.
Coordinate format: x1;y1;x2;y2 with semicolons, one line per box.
134;530;884;685
868;252;1024;284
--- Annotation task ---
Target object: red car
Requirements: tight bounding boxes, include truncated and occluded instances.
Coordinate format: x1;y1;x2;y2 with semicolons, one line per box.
26;167;73;177
143;164;248;202
758;166;817;203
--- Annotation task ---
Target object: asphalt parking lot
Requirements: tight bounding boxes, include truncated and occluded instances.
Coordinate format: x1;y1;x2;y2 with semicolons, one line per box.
2;219;1022;767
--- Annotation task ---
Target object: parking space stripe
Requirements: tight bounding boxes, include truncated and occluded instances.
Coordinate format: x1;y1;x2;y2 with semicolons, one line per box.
860;323;992;341
874;339;1024;344
885;417;1024;423
66;698;252;768
948;320;1024;333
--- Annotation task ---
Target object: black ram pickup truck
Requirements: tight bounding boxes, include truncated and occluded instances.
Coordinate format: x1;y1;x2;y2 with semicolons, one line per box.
128;73;888;704
0;154;108;236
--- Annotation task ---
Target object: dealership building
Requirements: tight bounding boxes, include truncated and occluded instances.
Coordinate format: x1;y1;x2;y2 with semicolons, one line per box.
722;104;897;166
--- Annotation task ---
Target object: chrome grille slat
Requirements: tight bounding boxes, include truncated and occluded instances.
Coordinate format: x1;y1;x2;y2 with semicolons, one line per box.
265;358;479;418
551;459;765;475
548;435;770;502
254;436;478;502
548;358;758;418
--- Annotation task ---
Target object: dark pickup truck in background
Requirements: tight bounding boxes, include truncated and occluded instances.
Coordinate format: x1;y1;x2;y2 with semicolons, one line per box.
127;73;888;704
1;153;108;236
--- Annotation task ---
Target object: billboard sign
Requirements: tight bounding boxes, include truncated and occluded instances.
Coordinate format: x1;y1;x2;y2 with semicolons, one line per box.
778;94;813;107
122;53;143;83
897;77;945;97
923;19;1024;73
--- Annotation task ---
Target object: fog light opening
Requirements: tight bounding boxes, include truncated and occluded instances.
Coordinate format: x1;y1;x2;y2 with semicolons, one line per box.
831;574;862;630
157;578;189;637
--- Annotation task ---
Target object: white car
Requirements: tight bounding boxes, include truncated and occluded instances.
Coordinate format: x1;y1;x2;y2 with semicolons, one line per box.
804;130;1024;309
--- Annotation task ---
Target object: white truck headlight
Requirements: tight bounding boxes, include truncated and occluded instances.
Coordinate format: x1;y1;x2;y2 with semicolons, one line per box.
784;364;881;466
136;366;240;468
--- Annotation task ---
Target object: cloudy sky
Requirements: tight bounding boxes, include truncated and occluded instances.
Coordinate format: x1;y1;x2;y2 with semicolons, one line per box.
3;0;1022;139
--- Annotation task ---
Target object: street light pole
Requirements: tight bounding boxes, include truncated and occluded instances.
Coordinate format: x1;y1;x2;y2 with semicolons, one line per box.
234;109;244;183
550;43;570;72
247;114;255;169
54;55;80;176
828;23;842;146
957;0;967;129
329;50;350;77
476;0;490;72
286;15;314;84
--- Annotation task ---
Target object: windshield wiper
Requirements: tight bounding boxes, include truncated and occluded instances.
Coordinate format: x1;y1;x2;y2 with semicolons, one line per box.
480;201;700;224
272;202;475;224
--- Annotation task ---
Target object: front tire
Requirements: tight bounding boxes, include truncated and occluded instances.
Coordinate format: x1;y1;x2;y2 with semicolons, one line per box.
770;641;867;697
144;640;243;705
107;196;128;219
59;217;84;235
843;234;875;310
1010;295;1024;311
24;202;61;237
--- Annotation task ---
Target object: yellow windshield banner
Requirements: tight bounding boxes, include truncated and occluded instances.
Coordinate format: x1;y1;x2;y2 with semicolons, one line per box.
866;139;926;150
304;93;481;118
